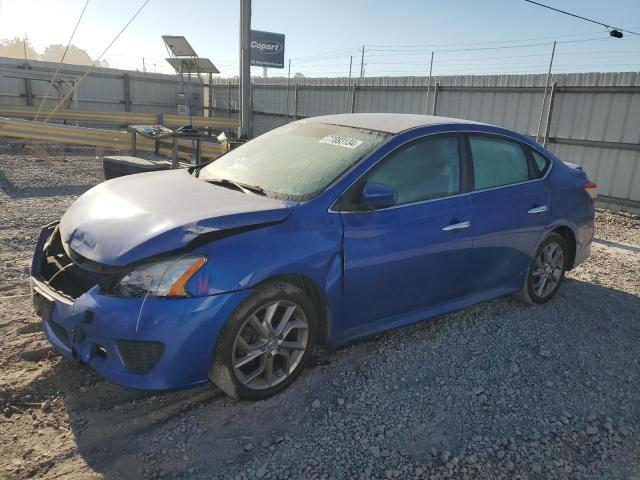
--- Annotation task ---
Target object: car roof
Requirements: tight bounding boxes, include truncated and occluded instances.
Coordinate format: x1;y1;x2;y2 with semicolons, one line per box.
303;113;490;134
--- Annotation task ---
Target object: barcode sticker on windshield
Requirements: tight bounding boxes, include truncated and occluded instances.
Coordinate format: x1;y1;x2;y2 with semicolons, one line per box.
319;135;364;149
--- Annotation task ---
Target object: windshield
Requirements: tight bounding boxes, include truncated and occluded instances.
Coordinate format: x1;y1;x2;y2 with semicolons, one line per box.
199;122;390;200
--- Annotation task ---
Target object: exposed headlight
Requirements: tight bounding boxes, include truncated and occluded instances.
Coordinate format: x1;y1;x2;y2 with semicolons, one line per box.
116;256;206;298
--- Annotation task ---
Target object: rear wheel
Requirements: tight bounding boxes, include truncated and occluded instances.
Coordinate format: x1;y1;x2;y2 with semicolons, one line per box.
209;281;318;400
514;233;568;305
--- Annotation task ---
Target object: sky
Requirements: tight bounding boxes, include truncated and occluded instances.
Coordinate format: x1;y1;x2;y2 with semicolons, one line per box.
0;0;639;78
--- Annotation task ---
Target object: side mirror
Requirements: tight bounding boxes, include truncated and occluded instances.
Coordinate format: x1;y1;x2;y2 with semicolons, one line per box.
361;182;398;209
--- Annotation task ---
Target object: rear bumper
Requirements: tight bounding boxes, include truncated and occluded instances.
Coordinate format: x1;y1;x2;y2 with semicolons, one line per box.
31;225;250;390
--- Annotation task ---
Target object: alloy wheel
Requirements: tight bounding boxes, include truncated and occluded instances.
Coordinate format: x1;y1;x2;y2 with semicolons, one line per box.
531;241;565;298
231;300;309;390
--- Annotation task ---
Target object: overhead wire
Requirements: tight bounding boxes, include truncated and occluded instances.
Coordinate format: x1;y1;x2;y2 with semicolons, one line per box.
523;0;640;35
43;0;152;123
33;0;90;121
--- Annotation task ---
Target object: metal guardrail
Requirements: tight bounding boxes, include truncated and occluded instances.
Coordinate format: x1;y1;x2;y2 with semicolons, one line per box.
0;105;239;130
0;117;227;159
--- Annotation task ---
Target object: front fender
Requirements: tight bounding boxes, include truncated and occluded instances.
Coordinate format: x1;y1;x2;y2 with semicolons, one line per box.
186;206;345;334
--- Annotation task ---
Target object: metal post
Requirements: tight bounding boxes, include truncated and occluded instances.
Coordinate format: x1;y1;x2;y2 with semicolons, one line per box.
542;82;557;147
285;59;291;123
207;73;213;118
130;130;137;156
239;0;252;139
227;81;232;118
23;62;33;107
250;78;254;138
359;46;365;80
72;85;79;126
536;41;556;143
425;51;434;115
345;55;353;112
171;138;179;168
350;83;357;113
123;74;132;112
432;82;440;115
207;72;213;136
293;83;299;120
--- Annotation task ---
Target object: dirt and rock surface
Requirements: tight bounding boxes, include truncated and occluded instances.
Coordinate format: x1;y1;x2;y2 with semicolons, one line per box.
1;146;639;480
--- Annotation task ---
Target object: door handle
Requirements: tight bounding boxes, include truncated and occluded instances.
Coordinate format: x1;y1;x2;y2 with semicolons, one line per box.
442;221;470;232
528;205;548;214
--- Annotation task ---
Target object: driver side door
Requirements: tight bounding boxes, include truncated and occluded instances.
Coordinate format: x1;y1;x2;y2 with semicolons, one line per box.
338;134;475;331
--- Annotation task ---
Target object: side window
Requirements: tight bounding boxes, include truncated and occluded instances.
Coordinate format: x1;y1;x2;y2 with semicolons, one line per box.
469;136;530;190
530;149;551;178
364;135;461;206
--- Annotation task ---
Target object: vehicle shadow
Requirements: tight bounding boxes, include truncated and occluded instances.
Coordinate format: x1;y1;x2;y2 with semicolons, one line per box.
47;277;639;479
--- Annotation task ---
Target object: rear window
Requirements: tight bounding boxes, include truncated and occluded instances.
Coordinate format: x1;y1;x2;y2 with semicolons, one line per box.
469;136;529;190
530;149;551;178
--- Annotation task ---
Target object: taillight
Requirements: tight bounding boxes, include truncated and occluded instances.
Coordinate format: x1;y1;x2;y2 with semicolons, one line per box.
584;182;598;203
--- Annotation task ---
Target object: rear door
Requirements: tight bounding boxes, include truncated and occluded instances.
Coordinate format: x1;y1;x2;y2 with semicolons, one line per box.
464;134;550;295
339;134;475;330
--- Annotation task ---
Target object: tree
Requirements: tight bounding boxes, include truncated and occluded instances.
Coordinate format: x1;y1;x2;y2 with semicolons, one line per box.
0;37;38;60
40;44;108;67
293;72;305;78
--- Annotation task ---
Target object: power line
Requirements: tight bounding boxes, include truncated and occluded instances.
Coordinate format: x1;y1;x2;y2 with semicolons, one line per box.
33;0;90;121
366;30;608;49
44;0;152;123
523;0;640;36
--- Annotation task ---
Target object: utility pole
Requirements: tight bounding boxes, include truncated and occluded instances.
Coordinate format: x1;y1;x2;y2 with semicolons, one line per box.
536;41;556;142
425;51;434;115
239;0;252;139
345;55;353;112
142;57;146;73
359;46;365;80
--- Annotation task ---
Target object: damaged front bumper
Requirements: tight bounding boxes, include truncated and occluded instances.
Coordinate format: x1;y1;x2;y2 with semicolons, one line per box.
30;223;250;390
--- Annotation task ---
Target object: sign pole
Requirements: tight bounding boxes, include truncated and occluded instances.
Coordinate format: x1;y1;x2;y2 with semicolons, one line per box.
239;0;252;139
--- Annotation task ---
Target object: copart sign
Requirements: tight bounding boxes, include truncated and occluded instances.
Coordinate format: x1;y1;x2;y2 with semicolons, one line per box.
250;30;285;68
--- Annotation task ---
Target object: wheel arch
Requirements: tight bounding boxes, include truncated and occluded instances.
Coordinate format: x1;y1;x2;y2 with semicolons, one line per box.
254;273;332;348
550;225;577;270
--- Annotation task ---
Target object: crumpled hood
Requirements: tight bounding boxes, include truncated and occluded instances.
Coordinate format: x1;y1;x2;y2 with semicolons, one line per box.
59;169;294;266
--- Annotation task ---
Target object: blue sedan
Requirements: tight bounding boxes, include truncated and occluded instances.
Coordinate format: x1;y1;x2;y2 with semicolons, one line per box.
31;114;596;400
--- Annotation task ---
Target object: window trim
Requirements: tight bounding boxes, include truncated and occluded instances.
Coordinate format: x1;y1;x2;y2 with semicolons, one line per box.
465;133;535;192
330;129;553;214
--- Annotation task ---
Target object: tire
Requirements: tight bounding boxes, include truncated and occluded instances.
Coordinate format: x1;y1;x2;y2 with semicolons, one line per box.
209;281;318;400
513;233;568;305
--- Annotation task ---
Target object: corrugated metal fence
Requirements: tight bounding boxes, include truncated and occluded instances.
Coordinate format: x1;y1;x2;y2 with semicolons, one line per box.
212;73;640;207
0;57;203;118
1;56;638;207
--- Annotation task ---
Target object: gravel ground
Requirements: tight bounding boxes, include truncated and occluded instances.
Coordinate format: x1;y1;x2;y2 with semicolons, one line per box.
1;146;639;480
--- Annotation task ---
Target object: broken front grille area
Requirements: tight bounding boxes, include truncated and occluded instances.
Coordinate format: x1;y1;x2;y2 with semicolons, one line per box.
115;340;165;373
37;227;120;300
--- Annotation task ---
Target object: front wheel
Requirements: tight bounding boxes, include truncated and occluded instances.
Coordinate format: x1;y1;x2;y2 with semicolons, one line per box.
209;281;318;400
514;233;568;305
